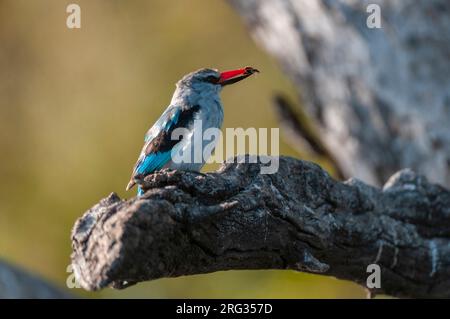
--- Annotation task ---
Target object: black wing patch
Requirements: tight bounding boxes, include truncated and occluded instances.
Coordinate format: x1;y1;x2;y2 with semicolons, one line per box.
145;105;200;155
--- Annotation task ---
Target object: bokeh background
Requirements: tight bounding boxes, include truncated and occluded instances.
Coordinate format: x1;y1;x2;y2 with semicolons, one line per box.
0;0;366;298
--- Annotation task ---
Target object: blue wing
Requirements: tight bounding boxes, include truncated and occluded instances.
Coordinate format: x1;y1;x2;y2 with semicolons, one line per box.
127;105;199;195
135;152;172;196
144;106;181;142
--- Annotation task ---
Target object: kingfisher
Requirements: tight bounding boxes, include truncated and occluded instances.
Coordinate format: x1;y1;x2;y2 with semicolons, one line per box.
126;66;259;195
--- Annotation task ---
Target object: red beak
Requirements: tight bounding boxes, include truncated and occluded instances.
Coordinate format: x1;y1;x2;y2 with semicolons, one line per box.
218;66;259;86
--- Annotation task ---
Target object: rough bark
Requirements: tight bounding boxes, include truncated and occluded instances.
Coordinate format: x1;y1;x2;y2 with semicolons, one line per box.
71;156;450;298
227;0;450;187
0;259;71;299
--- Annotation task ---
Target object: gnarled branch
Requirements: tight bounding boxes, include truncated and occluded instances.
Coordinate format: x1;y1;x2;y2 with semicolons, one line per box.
71;156;450;298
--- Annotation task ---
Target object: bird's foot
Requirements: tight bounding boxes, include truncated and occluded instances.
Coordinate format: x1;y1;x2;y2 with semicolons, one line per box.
133;169;183;191
134;169;206;193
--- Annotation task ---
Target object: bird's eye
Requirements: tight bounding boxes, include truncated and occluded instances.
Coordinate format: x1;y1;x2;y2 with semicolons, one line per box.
205;75;219;84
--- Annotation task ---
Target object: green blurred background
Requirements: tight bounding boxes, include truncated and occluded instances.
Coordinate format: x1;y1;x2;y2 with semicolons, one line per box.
0;0;366;298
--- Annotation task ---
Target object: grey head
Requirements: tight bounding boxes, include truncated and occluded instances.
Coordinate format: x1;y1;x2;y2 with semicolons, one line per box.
176;68;221;92
172;67;259;104
177;67;259;89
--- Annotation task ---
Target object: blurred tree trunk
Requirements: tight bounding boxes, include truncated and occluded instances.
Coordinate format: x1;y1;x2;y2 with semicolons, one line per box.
0;259;71;298
228;0;450;187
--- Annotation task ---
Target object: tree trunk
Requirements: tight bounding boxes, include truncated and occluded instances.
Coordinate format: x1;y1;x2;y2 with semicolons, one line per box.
227;0;450;187
0;260;71;298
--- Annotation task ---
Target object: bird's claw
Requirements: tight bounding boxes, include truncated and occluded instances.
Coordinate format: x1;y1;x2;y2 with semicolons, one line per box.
133;174;147;186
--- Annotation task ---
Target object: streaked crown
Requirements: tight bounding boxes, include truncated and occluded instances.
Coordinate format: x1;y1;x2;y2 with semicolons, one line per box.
176;68;221;87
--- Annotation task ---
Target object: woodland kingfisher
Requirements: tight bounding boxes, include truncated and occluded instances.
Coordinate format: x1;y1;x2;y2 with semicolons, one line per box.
126;67;259;195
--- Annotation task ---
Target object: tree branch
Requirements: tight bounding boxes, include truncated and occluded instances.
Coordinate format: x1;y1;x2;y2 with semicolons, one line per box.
71;156;450;298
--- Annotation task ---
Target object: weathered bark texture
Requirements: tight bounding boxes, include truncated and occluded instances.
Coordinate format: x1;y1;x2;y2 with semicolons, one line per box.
227;0;450;187
0;259;71;298
71;156;450;298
